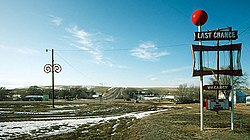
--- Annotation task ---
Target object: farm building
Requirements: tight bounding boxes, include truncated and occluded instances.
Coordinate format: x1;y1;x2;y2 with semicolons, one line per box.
23;95;49;101
12;94;22;101
246;96;250;104
232;91;247;104
220;90;246;104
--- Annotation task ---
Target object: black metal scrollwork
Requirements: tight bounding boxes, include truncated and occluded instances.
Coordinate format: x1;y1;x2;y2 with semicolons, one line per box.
54;64;62;73
44;64;52;73
44;64;62;73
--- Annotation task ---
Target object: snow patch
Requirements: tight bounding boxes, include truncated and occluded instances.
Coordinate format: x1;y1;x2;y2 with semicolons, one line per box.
0;109;168;139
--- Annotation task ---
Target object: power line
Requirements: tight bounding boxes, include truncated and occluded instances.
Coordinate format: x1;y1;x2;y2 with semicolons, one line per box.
199;1;229;27
54;52;101;85
55;43;190;52
239;25;250;36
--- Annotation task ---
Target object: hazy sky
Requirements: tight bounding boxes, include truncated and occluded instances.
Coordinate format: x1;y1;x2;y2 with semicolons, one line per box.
0;0;250;88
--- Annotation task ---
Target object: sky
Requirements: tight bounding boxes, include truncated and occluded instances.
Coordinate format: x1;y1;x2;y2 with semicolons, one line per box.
0;0;250;89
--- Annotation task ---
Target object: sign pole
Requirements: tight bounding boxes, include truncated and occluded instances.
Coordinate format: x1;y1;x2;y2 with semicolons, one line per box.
216;38;219;99
229;27;234;130
230;75;234;130
216;29;220;114
198;25;204;131
192;9;208;131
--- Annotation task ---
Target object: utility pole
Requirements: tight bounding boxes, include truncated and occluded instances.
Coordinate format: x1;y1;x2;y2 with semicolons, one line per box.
44;49;62;108
51;49;55;108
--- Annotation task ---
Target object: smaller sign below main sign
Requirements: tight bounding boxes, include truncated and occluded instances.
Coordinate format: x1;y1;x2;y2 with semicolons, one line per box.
205;99;230;111
203;85;232;90
194;31;238;41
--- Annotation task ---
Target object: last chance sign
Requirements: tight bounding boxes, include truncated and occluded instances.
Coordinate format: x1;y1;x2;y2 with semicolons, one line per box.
194;31;238;41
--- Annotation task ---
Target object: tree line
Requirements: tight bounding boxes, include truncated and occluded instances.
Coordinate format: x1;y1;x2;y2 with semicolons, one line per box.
0;86;97;101
0;73;249;102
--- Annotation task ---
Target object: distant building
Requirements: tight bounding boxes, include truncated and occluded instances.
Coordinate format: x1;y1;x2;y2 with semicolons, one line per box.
228;90;246;104
246;96;250;104
140;89;154;97
92;94;101;98
23;95;49;101
12;94;22;101
65;96;75;101
235;91;246;103
220;90;246;104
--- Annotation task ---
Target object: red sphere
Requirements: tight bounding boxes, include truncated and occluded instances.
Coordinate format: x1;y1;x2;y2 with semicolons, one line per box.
192;10;208;26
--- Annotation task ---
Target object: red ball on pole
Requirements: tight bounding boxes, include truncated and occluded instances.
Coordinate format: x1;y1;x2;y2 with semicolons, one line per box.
192;10;208;26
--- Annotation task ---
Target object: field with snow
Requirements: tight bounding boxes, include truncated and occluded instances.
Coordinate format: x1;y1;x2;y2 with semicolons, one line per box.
0;99;174;139
1;100;249;140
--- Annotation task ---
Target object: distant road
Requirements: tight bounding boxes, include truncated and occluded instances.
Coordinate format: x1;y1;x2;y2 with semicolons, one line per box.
103;87;122;100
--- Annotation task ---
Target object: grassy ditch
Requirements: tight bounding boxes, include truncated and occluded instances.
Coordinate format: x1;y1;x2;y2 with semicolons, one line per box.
41;104;250;140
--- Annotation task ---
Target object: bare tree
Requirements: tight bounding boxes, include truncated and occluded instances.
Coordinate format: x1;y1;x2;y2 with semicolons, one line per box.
209;72;249;99
176;84;199;103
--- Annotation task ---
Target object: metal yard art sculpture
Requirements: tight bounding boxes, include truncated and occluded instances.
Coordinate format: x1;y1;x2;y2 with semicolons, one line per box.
191;10;242;131
44;64;62;74
44;49;62;108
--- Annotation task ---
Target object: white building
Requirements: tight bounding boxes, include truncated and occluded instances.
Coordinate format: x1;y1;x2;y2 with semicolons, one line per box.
246;96;250;104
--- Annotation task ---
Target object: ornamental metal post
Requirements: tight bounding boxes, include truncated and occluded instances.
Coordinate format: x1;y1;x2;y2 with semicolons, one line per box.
44;49;62;108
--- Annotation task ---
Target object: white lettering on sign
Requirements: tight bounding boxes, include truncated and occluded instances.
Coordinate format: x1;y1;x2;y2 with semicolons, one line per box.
203;85;231;90
213;32;236;39
197;32;212;39
194;31;238;41
207;85;229;90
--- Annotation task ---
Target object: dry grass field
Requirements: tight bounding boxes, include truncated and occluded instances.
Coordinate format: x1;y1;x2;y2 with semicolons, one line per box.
0;100;249;140
121;103;250;140
44;102;250;140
